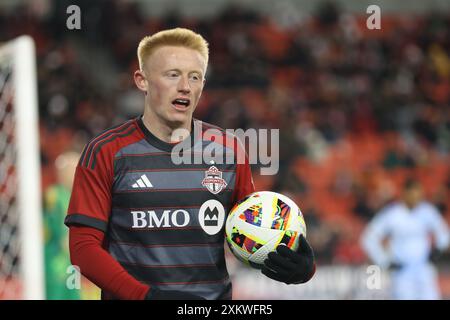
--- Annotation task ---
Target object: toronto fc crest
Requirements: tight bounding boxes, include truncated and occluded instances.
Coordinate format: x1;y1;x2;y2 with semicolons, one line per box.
202;166;227;194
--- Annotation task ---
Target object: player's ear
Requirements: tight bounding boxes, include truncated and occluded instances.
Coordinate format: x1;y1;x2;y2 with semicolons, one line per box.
134;69;148;93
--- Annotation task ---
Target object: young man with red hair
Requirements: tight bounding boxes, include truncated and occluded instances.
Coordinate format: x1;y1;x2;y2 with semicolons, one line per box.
65;28;315;300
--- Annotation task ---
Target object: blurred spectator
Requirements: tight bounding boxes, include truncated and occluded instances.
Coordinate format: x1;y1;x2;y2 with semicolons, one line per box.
353;189;376;222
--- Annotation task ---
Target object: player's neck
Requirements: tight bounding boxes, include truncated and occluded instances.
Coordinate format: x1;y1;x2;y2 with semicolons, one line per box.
404;200;420;210
141;113;191;144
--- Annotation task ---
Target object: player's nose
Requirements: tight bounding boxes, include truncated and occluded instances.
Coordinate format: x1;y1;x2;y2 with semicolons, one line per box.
177;76;191;94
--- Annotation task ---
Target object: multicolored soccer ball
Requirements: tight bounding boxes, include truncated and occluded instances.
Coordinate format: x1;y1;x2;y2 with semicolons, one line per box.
225;191;307;268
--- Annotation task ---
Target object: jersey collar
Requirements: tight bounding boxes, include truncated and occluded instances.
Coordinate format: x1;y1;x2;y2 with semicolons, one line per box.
136;116;197;153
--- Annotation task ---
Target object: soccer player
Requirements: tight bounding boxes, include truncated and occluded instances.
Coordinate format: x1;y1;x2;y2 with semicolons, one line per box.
65;28;315;300
361;179;450;299
44;152;81;300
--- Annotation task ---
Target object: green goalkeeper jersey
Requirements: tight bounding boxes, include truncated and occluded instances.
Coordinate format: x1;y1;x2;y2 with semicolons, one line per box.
44;184;80;300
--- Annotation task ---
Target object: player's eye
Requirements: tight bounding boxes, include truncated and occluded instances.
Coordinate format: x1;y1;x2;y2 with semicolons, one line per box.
190;74;201;81
167;71;180;78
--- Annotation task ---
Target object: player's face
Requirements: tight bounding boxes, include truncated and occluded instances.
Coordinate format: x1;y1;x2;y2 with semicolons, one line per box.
404;184;423;209
141;46;206;128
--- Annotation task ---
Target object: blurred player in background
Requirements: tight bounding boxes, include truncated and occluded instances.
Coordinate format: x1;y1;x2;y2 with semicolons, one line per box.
44;151;101;299
64;28;315;300
43;151;81;299
361;179;450;299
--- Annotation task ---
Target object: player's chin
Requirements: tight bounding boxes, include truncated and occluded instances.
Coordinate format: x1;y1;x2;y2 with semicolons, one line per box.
166;111;192;126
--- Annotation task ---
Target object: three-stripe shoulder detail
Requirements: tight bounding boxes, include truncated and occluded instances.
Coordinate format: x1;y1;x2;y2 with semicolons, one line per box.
79;120;137;170
199;120;238;151
199;121;226;134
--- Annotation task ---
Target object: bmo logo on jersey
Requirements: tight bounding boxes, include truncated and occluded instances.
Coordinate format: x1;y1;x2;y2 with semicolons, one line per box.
130;201;225;234
198;200;226;235
131;210;190;228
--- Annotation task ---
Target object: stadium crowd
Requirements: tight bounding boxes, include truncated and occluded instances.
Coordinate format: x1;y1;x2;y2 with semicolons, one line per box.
1;0;449;267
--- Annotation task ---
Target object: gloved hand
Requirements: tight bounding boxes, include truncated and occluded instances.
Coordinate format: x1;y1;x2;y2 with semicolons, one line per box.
145;287;206;300
262;235;315;284
388;262;403;271
429;248;443;264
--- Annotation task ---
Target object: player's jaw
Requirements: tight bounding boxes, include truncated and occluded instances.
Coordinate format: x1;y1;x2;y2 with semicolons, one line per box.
160;95;197;127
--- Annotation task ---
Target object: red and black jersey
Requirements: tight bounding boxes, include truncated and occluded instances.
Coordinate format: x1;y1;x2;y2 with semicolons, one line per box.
65;116;254;299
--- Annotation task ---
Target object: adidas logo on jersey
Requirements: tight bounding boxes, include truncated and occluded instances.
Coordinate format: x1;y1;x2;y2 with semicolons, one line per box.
132;174;153;188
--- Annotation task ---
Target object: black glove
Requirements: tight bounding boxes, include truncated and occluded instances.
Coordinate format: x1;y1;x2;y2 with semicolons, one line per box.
388;262;403;271
429;248;443;264
145;287;206;300
262;235;315;284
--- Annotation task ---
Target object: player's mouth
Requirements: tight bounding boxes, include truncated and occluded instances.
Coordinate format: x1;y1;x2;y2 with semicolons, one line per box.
171;98;191;111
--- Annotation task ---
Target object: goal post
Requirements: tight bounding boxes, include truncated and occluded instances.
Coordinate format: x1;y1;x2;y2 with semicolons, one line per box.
0;36;44;300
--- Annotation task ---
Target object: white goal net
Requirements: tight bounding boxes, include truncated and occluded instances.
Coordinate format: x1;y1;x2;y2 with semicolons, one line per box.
0;36;44;300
